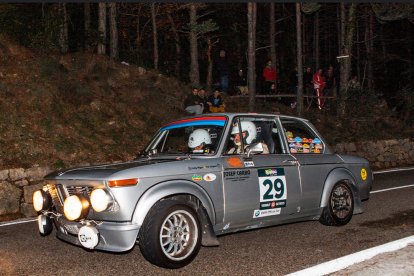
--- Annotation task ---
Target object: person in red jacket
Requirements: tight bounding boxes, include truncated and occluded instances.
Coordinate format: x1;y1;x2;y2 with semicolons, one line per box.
262;59;277;95
313;68;326;110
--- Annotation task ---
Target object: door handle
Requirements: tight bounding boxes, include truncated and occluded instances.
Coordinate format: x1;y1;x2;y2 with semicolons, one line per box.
283;159;298;165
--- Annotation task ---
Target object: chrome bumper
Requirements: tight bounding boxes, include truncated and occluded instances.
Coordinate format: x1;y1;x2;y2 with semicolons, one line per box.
54;217;140;252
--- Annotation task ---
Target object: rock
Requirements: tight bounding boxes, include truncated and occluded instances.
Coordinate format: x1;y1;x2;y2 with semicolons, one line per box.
15;179;29;187
138;67;146;75
25;166;50;181
23;183;43;204
20;203;37;217
346;143;357;152
0;169;8;181
9;168;25;181
0;181;22;215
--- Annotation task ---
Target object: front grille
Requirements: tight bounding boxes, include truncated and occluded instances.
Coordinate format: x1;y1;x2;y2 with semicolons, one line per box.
66;186;93;197
46;183;94;212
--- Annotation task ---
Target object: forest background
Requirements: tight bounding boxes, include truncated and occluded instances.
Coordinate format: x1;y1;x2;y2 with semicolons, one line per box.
0;3;413;169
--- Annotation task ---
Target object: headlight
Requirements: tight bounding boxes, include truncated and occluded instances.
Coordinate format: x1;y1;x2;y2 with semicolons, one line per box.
33;189;52;212
90;188;113;212
63;195;90;221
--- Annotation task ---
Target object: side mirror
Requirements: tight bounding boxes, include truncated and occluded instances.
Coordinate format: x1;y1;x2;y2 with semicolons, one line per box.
246;142;264;157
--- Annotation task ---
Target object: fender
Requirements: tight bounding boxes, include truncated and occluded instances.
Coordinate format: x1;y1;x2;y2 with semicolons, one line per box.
320;167;363;214
131;180;216;228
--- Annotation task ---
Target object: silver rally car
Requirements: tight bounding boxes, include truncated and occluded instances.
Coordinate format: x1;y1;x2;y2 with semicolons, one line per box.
33;113;372;268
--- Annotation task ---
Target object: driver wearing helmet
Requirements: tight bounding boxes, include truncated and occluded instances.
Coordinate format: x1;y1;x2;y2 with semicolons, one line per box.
188;129;212;154
227;121;269;154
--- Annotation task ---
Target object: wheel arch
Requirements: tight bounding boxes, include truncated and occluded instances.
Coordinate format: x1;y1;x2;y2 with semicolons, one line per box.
320;167;363;214
132;180;216;228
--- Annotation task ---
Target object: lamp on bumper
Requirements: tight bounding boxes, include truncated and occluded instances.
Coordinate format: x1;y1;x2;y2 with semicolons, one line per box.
33;189;52;212
37;214;53;236
90;188;113;212
63;195;90;221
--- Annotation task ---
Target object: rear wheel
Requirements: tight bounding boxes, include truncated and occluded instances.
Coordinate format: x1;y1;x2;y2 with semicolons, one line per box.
319;182;354;226
139;199;201;269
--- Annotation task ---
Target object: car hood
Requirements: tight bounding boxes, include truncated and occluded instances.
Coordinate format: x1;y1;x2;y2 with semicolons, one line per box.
45;158;177;180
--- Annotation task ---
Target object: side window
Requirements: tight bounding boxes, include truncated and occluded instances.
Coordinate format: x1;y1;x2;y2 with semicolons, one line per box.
224;117;284;155
280;119;324;154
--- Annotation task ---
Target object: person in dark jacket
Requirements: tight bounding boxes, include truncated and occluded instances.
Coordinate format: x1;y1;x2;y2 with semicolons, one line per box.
216;50;230;94
184;87;203;115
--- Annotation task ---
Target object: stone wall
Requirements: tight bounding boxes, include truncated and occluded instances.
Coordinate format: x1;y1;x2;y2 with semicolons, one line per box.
0;166;52;218
0;139;413;219
334;138;414;170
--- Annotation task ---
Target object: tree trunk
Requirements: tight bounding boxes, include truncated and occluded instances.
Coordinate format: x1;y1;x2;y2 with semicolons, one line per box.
151;3;159;70
109;3;118;60
270;3;277;91
339;3;357;116
189;4;200;87
270;3;277;66
84;3;91;52
59;3;69;54
314;11;319;70
365;8;374;91
247;2;257;112
296;3;304;115
98;3;107;55
206;37;213;92
167;13;181;78
337;4;341;56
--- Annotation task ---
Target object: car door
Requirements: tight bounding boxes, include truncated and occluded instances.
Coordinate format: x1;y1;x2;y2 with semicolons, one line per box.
222;116;301;230
279;117;343;214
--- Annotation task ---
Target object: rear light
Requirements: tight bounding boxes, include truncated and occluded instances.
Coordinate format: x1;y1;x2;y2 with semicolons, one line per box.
108;178;139;187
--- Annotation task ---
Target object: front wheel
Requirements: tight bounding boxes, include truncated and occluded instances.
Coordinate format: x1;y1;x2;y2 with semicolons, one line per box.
139;199;201;269
319;182;354;226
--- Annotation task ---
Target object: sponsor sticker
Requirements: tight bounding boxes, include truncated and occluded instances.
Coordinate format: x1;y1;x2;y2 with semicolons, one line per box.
203;173;217;182
226;157;244;168
253;208;281;218
361;168;367;181
192;175;202;181
244;161;255;167
258;168;287;210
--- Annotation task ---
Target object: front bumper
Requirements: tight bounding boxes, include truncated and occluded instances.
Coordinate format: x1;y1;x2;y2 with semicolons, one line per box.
53;216;140;252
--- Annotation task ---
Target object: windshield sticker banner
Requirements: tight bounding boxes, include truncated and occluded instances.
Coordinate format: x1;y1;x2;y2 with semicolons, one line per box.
161;116;227;131
255;168;287;217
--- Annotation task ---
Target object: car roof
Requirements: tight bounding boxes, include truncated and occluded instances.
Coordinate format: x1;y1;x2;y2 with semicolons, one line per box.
171;113;310;123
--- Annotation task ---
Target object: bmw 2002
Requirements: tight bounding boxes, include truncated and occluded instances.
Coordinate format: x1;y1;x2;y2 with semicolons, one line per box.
33;113;372;268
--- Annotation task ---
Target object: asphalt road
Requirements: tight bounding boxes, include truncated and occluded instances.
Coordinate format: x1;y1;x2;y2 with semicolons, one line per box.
1;169;413;276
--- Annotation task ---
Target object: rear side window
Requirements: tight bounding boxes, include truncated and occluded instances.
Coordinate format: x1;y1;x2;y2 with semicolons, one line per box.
280;118;324;154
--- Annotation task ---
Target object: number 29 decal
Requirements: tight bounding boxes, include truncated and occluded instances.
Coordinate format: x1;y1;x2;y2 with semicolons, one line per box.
258;168;287;209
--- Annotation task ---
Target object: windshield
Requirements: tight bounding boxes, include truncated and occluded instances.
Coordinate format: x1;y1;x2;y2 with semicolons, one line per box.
144;116;227;156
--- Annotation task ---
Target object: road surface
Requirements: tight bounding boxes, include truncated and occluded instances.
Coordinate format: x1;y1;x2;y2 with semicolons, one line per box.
0;168;413;275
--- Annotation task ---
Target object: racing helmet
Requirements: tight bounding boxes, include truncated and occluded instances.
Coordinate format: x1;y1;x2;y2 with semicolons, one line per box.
231;121;257;145
188;129;212;148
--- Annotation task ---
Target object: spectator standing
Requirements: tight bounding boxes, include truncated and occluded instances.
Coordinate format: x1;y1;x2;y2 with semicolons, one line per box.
313;68;326;110
262;59;277;94
184;87;203;115
288;67;298;108
207;89;226;113
216;50;230;94
324;65;336;97
303;66;313;96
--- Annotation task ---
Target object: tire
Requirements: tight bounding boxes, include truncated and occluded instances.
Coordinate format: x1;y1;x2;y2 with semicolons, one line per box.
138;199;201;269
319;182;354;226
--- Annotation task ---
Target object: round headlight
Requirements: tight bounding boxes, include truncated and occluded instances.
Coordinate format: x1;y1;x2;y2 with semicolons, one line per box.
63;195;90;221
33;190;52;212
90;188;112;212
